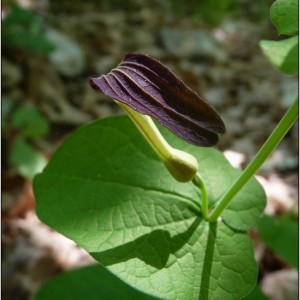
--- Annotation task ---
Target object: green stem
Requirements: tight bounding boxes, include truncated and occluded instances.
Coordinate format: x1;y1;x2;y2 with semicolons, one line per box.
208;98;298;222
193;173;208;219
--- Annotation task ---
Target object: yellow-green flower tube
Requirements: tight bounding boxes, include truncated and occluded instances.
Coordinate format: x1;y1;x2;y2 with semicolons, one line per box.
116;100;198;182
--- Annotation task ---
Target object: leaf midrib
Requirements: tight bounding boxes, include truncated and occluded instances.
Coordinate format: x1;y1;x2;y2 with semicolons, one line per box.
42;171;202;212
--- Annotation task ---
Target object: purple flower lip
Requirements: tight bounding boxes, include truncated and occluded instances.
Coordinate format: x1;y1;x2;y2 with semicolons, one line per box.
89;53;225;146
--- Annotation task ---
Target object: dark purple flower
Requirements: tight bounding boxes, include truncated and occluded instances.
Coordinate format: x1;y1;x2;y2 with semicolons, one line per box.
89;53;225;146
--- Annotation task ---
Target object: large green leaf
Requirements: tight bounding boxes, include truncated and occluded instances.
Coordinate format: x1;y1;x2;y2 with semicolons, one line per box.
259;36;298;74
34;115;264;299
34;264;159;300
270;0;298;35
258;214;298;268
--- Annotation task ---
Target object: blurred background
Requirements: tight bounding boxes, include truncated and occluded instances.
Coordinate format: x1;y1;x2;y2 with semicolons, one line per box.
2;0;298;299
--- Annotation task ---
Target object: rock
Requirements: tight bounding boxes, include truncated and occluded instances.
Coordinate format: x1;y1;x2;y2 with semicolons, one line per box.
256;174;298;215
223;150;246;169
37;70;91;125
221;115;244;137
230;138;255;158
275;157;298;172
158;27;228;61
94;55;117;75
244;115;275;137
261;269;298;300
125;29;155;50
260;148;298;174
45;28;85;77
203;86;228;108
280;75;298;109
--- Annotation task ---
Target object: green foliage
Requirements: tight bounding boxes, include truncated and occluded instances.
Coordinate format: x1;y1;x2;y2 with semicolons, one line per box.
242;284;267;300
163;0;238;25
258;214;298;268
259;0;298;74
260;36;298;74
256;1;299;297
3;4;54;54
270;0;298;35
9;138;47;179
34;264;158;300
11;105;49;140
34;116;265;299
160;0;270;25
196;0;238;24
3;102;49;179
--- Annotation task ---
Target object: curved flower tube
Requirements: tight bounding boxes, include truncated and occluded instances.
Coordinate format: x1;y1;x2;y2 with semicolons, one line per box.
116;100;198;182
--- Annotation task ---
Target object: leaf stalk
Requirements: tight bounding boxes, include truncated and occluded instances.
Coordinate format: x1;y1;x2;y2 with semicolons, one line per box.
208;98;298;222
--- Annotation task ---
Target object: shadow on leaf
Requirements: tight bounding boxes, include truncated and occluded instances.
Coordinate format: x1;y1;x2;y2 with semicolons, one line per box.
200;222;217;299
91;217;203;269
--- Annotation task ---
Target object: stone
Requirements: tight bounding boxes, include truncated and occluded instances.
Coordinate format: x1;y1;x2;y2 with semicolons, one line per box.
158;27;228;61
45;28;85;77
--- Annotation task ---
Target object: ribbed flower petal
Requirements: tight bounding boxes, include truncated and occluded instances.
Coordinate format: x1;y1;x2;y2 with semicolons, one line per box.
89;53;225;146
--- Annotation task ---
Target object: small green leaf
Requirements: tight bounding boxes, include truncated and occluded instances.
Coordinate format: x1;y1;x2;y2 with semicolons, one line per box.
270;0;298;35
12;106;49;140
10;138;47;179
3;5;55;54
4;30;55;53
34;116;264;299
34;264;158;300
259;36;298;74
3;4;36;27
258;214;298;268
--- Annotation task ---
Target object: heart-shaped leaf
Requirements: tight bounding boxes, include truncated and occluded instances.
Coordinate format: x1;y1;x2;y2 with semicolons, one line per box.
270;0;298;35
34;115;265;299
